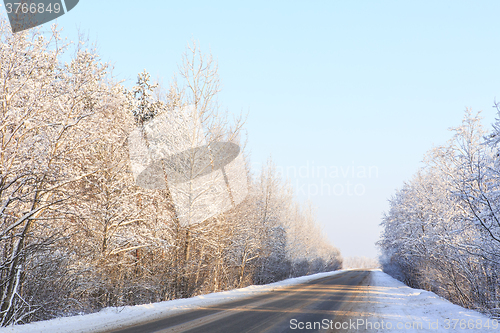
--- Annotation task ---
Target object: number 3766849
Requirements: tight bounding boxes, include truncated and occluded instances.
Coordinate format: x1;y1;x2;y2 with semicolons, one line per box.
5;2;61;14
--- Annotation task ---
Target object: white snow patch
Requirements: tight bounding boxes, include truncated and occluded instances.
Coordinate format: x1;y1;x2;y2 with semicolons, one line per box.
355;269;496;333
0;270;346;333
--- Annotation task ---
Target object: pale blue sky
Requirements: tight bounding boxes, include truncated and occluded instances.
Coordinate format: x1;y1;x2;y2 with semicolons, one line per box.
8;1;500;258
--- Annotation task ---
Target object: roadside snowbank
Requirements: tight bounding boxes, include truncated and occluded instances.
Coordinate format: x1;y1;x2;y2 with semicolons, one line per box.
0;270;345;333
357;270;496;333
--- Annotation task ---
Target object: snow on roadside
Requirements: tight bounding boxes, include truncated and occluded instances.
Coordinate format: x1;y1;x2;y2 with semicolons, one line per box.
357;270;497;333
0;270;346;333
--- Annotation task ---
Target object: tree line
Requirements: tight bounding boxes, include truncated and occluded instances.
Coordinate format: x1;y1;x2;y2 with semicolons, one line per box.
379;108;500;318
0;22;342;326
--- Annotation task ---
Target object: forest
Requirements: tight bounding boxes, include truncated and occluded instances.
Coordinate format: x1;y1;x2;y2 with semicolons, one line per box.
379;108;500;318
0;22;342;326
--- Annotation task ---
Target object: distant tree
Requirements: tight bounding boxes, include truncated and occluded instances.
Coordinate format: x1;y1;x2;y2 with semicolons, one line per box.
343;256;380;269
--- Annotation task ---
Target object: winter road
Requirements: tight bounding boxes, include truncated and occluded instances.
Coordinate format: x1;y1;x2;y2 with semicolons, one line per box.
106;270;370;333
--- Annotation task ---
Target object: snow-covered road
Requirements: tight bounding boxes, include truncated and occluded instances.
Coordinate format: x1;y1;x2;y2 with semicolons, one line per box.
0;270;495;333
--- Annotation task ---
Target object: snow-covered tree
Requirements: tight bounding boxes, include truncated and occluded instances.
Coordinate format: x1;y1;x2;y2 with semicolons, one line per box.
379;109;500;317
0;21;121;324
0;25;342;326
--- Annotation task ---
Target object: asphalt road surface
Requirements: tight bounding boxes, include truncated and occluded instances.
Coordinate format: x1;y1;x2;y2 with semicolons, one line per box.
107;270;371;333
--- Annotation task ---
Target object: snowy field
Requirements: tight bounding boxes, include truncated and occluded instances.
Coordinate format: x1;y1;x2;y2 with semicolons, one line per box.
0;269;495;333
349;270;496;333
0;270;346;333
